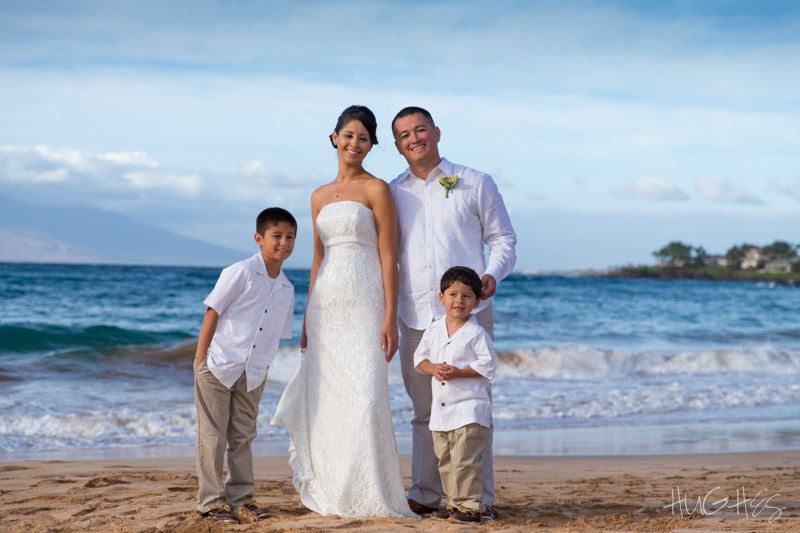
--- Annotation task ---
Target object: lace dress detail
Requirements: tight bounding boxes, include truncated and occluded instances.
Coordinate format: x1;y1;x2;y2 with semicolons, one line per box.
272;201;417;519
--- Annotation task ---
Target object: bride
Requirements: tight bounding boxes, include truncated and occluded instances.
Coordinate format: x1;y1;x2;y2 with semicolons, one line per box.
271;105;417;519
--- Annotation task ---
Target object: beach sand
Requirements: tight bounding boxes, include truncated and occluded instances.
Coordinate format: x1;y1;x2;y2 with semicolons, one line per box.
1;451;798;532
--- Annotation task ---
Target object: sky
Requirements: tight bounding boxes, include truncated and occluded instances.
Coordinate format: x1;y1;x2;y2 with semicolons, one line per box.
1;0;799;271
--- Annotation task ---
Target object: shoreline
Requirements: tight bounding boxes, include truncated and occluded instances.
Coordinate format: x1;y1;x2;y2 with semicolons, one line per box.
603;265;799;285
5;418;800;463
2;451;799;532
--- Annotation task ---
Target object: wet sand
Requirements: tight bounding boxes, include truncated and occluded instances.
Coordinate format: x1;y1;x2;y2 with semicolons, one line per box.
1;451;799;532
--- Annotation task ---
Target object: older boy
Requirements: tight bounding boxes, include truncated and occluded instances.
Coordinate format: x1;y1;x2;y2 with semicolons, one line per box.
414;266;496;524
193;207;296;523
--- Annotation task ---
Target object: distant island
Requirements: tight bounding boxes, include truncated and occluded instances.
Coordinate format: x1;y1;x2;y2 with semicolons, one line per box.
606;240;800;284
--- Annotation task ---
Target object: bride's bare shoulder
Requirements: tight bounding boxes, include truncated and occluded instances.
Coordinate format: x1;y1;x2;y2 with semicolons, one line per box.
311;183;331;203
363;174;391;194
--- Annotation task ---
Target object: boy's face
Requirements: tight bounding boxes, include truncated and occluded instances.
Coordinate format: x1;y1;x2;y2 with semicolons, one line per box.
439;280;480;322
255;221;296;264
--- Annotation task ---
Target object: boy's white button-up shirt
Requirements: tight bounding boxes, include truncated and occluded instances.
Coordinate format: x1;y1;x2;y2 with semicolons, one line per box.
204;253;294;391
390;158;517;330
413;316;496;432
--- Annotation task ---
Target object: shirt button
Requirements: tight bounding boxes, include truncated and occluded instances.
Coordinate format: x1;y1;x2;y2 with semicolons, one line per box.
259;327;263;331
264;309;268;313
441;382;445;386
253;345;256;348
441;402;445;406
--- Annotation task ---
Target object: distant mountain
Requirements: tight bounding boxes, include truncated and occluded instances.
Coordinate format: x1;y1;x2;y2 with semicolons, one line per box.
0;195;246;266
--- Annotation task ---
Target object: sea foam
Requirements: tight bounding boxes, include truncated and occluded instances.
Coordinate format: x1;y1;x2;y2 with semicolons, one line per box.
496;344;800;379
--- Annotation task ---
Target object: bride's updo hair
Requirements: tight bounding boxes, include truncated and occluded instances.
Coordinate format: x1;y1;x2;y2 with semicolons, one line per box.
330;105;379;148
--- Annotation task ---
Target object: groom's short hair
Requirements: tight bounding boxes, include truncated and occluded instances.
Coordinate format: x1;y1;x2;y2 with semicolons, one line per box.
440;266;482;300
391;106;435;138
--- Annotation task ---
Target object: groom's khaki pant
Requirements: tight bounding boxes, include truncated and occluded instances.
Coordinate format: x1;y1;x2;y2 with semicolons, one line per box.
194;358;266;513
399;306;495;509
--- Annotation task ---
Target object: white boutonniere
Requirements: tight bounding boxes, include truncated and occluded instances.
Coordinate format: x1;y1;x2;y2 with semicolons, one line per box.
438;175;458;198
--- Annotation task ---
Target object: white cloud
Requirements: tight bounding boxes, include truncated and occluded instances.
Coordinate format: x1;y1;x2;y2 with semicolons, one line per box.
34;145;94;172
767;178;800;203
240;159;321;189
33;168;70;183
0;161;69;184
694;176;763;205
1;146;71;183
123;170;203;195
240;159;271;178
0;145;315;256
100;151;160;168
611;178;689;201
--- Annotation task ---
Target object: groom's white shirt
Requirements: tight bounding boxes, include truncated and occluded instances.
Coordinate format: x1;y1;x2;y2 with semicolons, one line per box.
390;158;517;330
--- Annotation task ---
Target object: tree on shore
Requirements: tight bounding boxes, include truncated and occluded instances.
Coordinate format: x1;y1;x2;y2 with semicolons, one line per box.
762;240;798;258
725;243;758;265
693;246;708;267
653;241;693;265
652;240;798;271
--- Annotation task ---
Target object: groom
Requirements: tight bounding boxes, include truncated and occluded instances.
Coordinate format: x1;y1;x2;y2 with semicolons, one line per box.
389;106;517;519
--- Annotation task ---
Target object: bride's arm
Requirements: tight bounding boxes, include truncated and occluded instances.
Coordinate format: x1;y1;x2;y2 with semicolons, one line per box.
302;187;326;350
368;179;399;362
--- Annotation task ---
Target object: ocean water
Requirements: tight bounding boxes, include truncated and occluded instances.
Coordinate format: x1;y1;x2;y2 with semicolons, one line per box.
1;262;799;459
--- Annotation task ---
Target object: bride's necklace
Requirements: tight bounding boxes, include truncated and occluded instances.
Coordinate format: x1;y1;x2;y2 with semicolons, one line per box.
334;178;352;198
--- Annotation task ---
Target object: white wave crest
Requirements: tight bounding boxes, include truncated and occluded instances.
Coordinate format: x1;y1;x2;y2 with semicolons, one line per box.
496;345;800;379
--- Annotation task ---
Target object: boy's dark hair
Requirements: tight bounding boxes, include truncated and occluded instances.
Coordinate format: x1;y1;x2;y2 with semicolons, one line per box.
440;266;482;299
256;207;297;235
391;106;435;138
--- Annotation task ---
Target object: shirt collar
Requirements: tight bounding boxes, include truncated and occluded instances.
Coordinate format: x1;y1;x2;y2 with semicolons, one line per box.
459;315;481;336
436;157;455;178
432;314;480;338
245;253;291;287
398;157;452;183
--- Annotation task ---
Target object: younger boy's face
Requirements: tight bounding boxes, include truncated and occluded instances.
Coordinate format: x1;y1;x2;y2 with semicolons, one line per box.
439;280;480;322
255;221;296;264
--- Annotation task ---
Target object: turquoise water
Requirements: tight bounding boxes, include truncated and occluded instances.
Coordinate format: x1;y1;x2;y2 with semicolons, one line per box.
1;262;799;457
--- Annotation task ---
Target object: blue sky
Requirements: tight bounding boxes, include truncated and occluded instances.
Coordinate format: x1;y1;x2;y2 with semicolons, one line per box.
1;0;799;270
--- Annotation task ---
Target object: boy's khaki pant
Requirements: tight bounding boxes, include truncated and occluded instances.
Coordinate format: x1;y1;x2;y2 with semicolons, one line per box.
432;423;491;513
194;358;265;513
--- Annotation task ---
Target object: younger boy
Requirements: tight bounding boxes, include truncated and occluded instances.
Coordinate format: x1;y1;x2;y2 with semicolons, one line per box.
193;207;296;523
413;266;496;524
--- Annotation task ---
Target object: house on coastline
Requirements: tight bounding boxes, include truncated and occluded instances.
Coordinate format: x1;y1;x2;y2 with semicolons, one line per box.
703;255;730;268
764;258;800;273
702;249;798;273
740;247;762;270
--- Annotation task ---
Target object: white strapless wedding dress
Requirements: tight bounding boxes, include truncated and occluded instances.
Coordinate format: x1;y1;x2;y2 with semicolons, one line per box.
271;201;417;519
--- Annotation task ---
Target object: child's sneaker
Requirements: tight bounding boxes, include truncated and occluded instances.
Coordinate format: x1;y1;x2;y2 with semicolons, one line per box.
432;506;456;520
453;508;482;523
